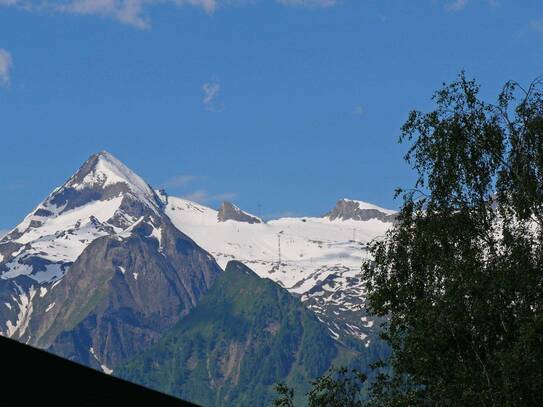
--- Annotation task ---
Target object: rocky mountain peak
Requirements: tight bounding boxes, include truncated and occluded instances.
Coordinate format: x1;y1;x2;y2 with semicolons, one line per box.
0;152;165;283
62;151;161;208
217;201;262;224
325;199;396;222
0;152;223;371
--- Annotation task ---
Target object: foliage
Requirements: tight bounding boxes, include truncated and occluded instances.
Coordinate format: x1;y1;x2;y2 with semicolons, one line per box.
274;366;367;407
273;382;295;407
362;73;543;406
117;261;347;407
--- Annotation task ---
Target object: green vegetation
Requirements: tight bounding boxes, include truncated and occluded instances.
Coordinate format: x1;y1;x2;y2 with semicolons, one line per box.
363;73;543;406
273;73;543;407
274;367;368;407
117;261;359;406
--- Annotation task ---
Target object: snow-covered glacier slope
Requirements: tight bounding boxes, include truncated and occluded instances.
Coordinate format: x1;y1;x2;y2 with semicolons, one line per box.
166;197;391;293
165;196;395;343
0;150;395;347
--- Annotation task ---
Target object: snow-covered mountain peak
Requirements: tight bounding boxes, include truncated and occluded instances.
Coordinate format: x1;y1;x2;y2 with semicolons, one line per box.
0;152;164;283
217;201;262;224
325;198;397;222
166;195;394;344
64;151;159;208
341;199;396;215
0;151;397;345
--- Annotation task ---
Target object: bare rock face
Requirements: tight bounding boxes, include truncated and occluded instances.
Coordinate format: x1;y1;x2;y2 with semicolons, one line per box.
0;151;222;373
217;201;262;224
325;199;396;223
116;261;346;407
25;215;221;371
0;150;394;388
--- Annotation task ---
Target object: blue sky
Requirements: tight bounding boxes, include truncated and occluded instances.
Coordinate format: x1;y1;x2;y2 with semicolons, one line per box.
0;0;542;231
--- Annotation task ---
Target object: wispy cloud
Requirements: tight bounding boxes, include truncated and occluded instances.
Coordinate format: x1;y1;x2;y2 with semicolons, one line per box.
52;0;218;29
161;173;236;205
443;0;498;12
183;0;217;14
353;105;363;116
261;210;300;220
161;174;200;189
1;182;25;191
0;0;339;29
0;0;219;29
202;79;224;112
276;0;336;7
182;189;238;204
531;19;543;35
445;0;468;12
0;0;18;6
0;49;13;88
54;0;151;29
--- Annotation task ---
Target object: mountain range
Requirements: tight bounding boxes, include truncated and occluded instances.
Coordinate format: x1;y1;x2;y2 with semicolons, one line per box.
0;151;395;405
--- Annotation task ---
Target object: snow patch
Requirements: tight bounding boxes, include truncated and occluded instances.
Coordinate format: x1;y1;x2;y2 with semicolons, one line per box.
4;285;37;338
149;224;163;252
90;346;113;375
101;364;113;375
166;196;389;295
342;199;397;215
73;152;158;213
328;328;340;340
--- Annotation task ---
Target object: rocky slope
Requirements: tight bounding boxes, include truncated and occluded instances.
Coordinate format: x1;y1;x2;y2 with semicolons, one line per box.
165;197;395;346
217;201;262;224
0;151;395;371
0;151;221;370
117;261;360;407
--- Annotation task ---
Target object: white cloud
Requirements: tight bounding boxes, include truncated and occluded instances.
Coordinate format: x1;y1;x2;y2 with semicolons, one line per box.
445;0;468;12
0;0;220;29
161;174;200;189
0;0;340;29
56;0;150;29
202;79;224;112
213;192;239;201
444;0;500;13
261;210;300;220
182;189;238;204
182;0;217;14
0;49;13;88
276;0;336;7
51;0;215;29
203;81;219;105
531;19;543;35
1;182;25;191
